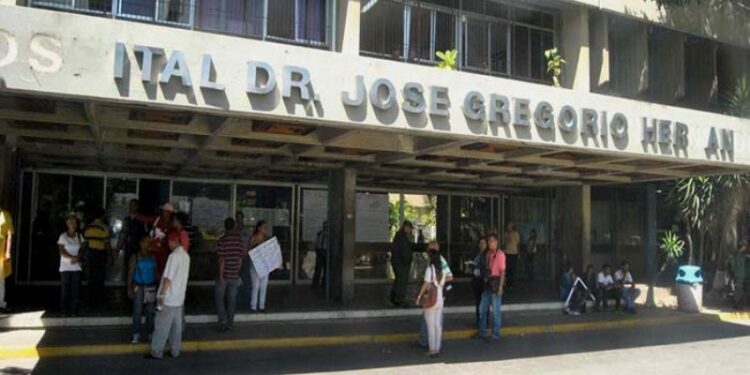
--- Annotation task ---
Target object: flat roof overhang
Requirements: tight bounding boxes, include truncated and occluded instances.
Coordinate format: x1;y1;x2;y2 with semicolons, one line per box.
1;5;749;192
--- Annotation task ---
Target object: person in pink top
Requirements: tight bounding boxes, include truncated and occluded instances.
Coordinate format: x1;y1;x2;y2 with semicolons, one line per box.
476;233;506;341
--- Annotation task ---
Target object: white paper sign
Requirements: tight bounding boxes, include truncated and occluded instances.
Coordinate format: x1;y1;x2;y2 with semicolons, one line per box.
249;237;283;278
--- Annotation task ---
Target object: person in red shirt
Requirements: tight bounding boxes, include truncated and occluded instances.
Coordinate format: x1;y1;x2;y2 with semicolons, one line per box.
150;203;175;276
476;233;506;341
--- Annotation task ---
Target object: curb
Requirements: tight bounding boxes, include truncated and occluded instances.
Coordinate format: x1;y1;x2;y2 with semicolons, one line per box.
0;302;564;329
0;313;713;360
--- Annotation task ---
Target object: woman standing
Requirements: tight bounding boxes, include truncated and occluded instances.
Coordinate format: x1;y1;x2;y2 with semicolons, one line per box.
248;221;270;312
472;238;488;329
57;215;83;316
415;248;451;358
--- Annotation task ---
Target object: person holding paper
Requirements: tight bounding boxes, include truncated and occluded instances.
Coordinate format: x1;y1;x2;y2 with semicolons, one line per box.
248;220;270;312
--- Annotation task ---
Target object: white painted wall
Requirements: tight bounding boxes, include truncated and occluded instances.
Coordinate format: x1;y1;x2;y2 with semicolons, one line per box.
0;5;748;169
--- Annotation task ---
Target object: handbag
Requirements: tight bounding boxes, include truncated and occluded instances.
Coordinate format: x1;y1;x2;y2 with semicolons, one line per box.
418;266;440;309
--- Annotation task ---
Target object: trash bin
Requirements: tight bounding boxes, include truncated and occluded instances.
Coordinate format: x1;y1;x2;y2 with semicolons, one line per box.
676;265;703;312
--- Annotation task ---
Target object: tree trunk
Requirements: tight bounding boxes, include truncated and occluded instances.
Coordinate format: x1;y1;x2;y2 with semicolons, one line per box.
647;260;670;307
685;225;694;265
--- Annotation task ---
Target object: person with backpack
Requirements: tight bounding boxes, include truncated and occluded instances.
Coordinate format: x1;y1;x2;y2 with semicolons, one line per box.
476;233;506;341
415;245;452;358
128;236;157;344
57;215;83;316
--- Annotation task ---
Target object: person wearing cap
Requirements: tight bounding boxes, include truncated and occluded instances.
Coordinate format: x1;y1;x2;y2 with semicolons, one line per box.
390;220;415;307
150;203;175;276
147;231;190;359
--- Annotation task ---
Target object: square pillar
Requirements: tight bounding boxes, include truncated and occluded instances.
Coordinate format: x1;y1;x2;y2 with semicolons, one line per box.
327;168;357;303
560;6;590;91
589;10;610;92
555;185;591;272
335;0;360;55
644;184;657;281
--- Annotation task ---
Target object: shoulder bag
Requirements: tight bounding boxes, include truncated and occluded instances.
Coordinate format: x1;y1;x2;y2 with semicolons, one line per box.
418;266;439;309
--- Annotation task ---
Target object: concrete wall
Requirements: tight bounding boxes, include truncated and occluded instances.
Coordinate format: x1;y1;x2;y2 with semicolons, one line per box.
589;10;610;92
1;5;749;168
555;186;591;272
561;6;590;91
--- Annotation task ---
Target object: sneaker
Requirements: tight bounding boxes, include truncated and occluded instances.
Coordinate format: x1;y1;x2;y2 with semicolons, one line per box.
131;334;140;344
569;310;581;316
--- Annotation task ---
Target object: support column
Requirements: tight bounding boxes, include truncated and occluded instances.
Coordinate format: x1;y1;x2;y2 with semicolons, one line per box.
336;0;360;55
644;184;657;283
0;137;17;209
327;168;357;303
589;10;610;92
555;185;591;272
560;6;590;91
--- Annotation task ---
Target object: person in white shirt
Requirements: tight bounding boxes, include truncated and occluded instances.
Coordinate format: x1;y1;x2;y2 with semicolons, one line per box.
595;264;618;311
615;260;639;313
415;244;453;358
148;232;190;359
57;215;83;317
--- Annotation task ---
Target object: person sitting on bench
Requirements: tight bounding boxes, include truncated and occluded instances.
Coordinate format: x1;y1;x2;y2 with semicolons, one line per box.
596;264;618;312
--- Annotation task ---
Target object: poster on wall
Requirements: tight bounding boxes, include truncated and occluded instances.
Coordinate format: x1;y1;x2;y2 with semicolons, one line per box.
301;190;390;243
249;237;283;278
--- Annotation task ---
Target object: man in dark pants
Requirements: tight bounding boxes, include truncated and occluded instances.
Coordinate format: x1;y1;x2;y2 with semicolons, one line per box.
83;208;111;307
312;221;329;289
390;220;414;307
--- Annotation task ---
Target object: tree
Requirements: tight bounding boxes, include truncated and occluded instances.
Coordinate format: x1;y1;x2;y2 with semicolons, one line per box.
544;48;566;88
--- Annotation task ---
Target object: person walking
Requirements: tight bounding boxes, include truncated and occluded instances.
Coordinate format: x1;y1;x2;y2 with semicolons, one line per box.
128;236;157;344
525;229;538;282
504;223;519;288
415;246;451;358
477;233;506;341
390;220;414;307
147;231;190;360
248;220;270;312
83;208;111;307
471;237;488;329
215;218;244;331
116;199;147;283
0;205;13;313
417;242;453;350
312;221;329;289
58;215;83;317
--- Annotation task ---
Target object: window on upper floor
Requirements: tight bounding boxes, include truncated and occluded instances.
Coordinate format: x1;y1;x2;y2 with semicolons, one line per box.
360;0;556;84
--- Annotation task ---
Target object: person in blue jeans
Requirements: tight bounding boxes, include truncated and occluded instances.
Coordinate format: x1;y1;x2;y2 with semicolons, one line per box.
418;242;453;349
128;237;157;344
477;233;506;341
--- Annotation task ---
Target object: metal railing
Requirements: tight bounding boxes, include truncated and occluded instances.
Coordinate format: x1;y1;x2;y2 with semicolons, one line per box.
29;0;332;49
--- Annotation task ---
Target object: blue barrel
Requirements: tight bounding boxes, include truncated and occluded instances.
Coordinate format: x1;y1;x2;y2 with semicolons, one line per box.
676;265;703;284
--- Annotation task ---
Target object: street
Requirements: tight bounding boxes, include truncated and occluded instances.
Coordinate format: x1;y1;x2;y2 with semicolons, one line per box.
1;310;749;374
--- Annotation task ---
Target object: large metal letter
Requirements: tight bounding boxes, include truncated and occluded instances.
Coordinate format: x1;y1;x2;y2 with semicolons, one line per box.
674;122;688;150
721;129;734;152
246;61;276;95
430;86;450;117
658;120;672;145
0;30;18;68
642;117;657;144
283;65;313;100
200;54;224;91
369;78;397;110
706;127;719;152
114;42;126;80
133;45;165;83
610;113;628;139
403;82;426;114
342;75;365;106
580;108;598;137
533;101;554;130
159;50;192;87
29;34;63;73
513;98;531;127
489;94;510;125
463;91;485;120
558;105;577;133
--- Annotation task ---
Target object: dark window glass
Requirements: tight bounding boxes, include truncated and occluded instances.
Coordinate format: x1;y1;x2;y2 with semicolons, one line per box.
157;0;191;24
464;18;488;70
514;7;543;27
297;0;328;43
360;0;405;60
119;0;156;19
542;13;554;29
409;6;433;61
512;25;530;77
434;11;456;55
486;1;509;19
197;0;264;37
462;0;485;14
489;22;508;74
530;29;543;80
268;0;296;39
542;31;554;82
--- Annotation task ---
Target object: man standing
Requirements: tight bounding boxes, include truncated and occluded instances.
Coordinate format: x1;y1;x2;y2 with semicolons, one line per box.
0;206;13;313
83;208;112;307
312;221;329;289
390;220;414;307
148;232;190;359
215;218;244;332
117;199;146;283
477;233;505;341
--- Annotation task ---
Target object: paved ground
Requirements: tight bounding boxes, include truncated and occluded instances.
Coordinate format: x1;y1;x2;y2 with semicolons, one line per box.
1;308;749;375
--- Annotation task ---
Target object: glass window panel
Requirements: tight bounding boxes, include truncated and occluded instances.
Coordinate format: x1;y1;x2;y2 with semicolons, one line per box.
32;174;70;281
119;0;155;19
461;0;484;14
74;0;112;12
512;25;530;78
237;185;293;281
408;6;432;61
299;188;326;282
449;196;495;277
542;31;555;82
486;1;508;19
71;176;104;225
530;28;543;80
508;196;554;280
245;0;265;37
268;0;296;39
514;7;543;27
198;0;252;36
542;13;554;29
106;178;138;283
434;11;456;56
421;0;456;7
489;22;508;74
360;0;405;60
157;0;192;24
464;18;488;70
297;0;328;43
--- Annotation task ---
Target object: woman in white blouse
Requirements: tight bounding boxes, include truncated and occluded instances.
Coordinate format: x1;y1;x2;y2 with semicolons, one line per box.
57;215;83;316
415;247;452;358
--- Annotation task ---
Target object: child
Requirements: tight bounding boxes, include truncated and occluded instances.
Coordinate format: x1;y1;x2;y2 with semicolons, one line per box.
128;237;157;344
